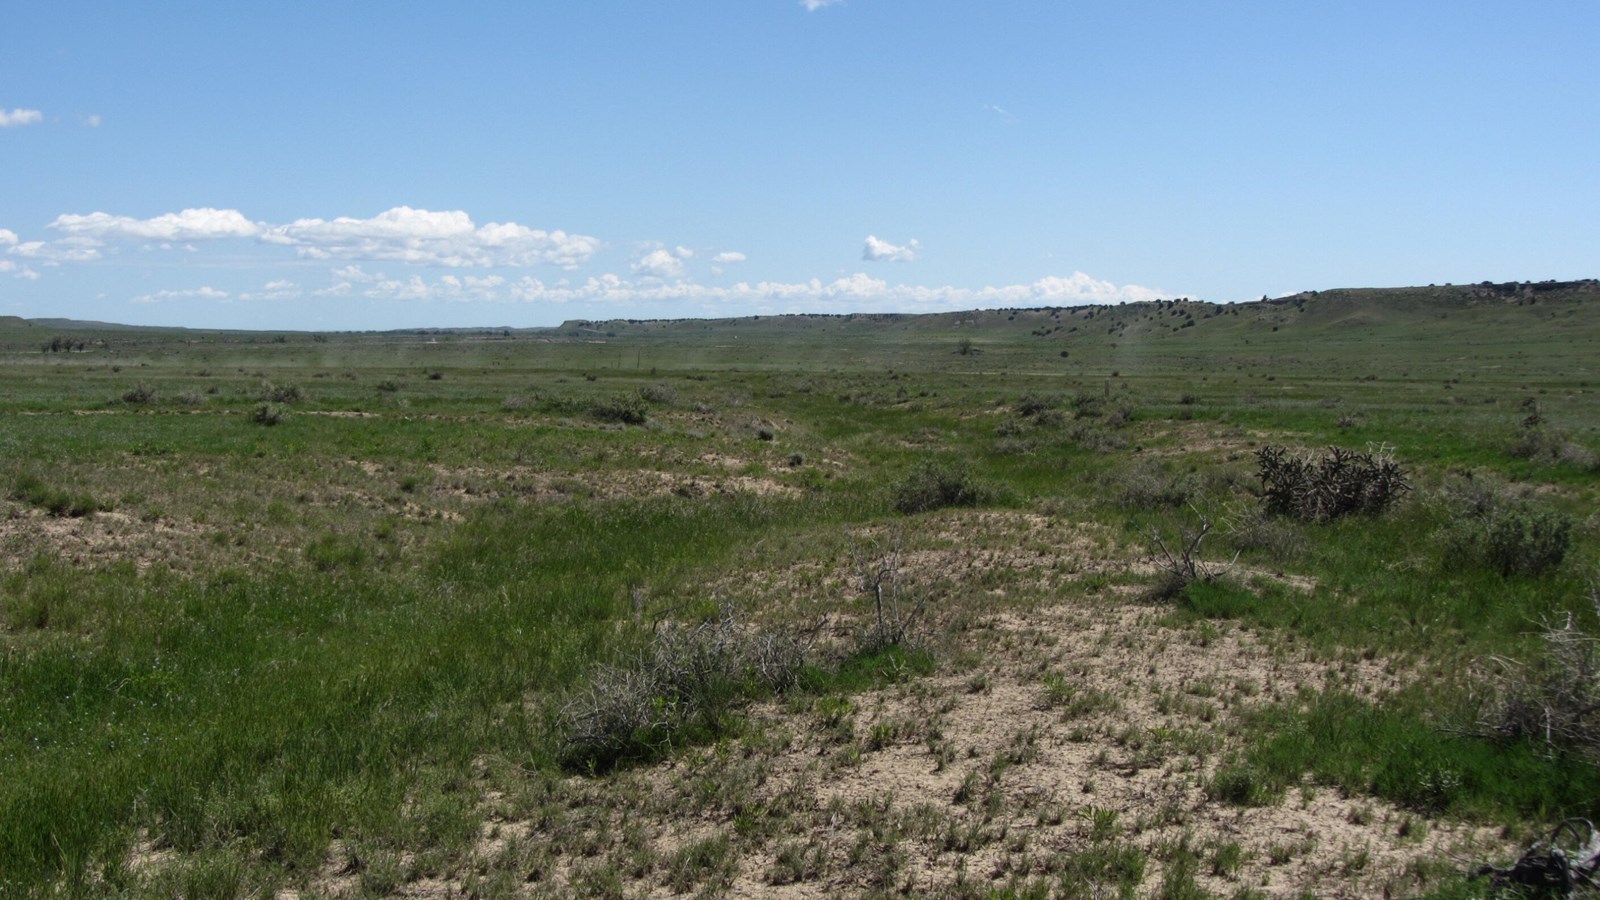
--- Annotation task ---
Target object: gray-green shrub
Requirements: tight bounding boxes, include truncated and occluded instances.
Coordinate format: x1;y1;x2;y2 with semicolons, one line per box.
1439;478;1573;576
893;459;989;514
558;612;806;770
258;381;306;403
250;403;288;426
1474;504;1572;577
589;392;649;425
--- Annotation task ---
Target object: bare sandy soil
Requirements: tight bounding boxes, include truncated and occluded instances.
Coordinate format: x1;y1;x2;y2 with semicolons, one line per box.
289;511;1506;898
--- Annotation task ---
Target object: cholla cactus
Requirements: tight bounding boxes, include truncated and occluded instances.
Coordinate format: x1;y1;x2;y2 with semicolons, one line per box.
1255;443;1409;522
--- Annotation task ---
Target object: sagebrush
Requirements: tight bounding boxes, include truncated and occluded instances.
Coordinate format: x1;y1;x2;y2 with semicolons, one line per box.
893;459;989;514
558;610;807;770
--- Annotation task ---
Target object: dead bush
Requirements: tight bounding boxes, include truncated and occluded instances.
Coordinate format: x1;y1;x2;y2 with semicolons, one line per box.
1146;505;1236;601
850;528;928;651
1476;591;1600;763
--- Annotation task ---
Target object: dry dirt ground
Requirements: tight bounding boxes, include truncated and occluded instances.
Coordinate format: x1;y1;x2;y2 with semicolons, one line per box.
0;451;808;575
284;511;1507;899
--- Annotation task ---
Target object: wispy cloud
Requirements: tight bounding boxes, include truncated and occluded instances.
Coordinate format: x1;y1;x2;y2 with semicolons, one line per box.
800;0;844;10
983;104;1018;125
0;260;41;280
315;268;1171;310
0;108;44;127
862;235;919;263
10;236;102;263
132;286;230;304
238;280;302;302
82;114;103;128
713;251;746;264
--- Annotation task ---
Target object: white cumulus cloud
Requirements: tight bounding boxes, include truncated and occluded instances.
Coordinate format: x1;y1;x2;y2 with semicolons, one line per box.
863;235;919;263
0;229;16;247
631;248;686;279
29;206;600;272
0;108;44;127
261;206;598;269
712;251;746;264
51;208;261;241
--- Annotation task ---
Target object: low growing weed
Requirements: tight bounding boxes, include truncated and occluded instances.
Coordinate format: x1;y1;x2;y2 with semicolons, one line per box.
9;471;111;518
1223;689;1600;822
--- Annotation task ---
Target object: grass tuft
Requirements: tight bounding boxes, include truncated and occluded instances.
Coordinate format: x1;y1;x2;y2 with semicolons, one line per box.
9;471;111;517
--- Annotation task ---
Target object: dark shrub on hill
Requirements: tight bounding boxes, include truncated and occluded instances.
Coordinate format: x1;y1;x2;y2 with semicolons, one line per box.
121;383;156;404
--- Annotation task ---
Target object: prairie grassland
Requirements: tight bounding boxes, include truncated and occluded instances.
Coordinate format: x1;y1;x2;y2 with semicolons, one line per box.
0;283;1597;897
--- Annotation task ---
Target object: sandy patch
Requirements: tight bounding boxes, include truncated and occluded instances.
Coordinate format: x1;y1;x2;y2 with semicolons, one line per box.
439;582;1478;899
0;507;209;573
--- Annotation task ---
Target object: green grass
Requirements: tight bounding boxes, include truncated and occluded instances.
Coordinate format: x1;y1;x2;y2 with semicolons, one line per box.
1;283;1597;894
0;494;831;890
1215;690;1600;824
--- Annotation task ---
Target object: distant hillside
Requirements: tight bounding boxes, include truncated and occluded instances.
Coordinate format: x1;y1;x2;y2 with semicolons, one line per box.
26;318;191;332
534;279;1599;379
8;279;1596;380
556;280;1600;337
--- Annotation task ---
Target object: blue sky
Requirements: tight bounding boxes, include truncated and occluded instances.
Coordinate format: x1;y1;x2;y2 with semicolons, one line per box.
3;1;1596;330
